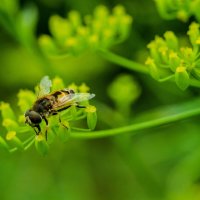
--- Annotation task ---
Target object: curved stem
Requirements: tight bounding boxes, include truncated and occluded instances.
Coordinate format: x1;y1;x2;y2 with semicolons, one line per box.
98;49;149;74
70;99;200;139
98;49;200;88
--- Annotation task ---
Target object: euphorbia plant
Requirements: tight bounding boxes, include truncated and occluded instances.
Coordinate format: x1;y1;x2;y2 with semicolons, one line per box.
1;3;200;156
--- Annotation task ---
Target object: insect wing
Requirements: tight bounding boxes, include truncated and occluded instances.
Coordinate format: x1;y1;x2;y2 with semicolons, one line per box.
67;93;95;103
38;76;52;97
53;93;95;109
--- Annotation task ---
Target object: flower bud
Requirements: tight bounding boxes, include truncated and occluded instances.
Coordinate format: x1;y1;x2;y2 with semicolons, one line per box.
118;15;133;39
158;46;168;63
38;34;58;55
77;26;89;37
17;90;36;112
52;76;65;91
145;57;160;80
65;37;78;49
164;31;178;50
113;5;126;17
58;125;71;142
2;119;18;131
49;15;72;41
177;10;189;22
6;131;24;150
88;34;99;48
94;5;109;19
0;102;16;120
35;135;49;156
108;74;141;107
101;29;114;47
169;51;181;72
68;11;81;29
68;83;78;92
85;106;97;130
187;22;200;46
175;66;190;90
108;16;117;28
147;40;162;63
79;83;90;93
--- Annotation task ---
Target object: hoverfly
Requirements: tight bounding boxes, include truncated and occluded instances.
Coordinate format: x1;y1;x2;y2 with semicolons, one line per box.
25;76;95;140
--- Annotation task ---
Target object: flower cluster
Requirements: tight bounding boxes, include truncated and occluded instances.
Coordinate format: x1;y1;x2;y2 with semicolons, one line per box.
0;0;38;47
154;0;200;22
108;74;141;116
38;5;132;56
145;22;200;90
0;77;97;155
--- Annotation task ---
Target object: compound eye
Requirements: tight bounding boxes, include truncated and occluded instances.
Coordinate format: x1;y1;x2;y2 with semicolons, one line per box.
69;89;75;94
28;111;42;124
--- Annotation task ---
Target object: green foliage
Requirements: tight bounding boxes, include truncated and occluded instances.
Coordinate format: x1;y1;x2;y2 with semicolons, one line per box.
108;74;141;116
38;5;132;56
85;105;97;130
35;134;49;156
2;1;200;200
146;22;200;90
0;0;38;47
0;77;97;155
154;0;200;22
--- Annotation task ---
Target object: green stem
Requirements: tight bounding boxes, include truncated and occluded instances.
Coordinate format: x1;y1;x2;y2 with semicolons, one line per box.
98;49;200;88
9;147;18;153
71;127;92;132
190;78;200;87
158;75;175;82
24;137;35;150
98;49;149;74
71;99;200;139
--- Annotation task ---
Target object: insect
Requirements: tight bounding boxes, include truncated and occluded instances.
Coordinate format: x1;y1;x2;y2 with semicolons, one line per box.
25;76;95;140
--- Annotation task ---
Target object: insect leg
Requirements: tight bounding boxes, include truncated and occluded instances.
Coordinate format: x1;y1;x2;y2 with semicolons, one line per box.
58;114;68;129
33;127;38;135
43;116;49;141
57;105;71;112
34;125;41;135
76;105;86;108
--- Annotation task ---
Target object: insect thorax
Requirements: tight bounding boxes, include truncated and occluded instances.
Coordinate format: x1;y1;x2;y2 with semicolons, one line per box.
33;97;54;114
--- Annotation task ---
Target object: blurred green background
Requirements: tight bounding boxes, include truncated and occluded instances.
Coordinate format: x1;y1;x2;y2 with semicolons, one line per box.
1;0;200;200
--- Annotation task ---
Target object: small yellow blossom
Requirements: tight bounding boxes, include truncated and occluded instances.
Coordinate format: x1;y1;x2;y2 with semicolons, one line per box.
145;57;155;65
6;131;16;141
79;83;90;93
85;105;97;113
176;66;186;73
68;83;78;92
